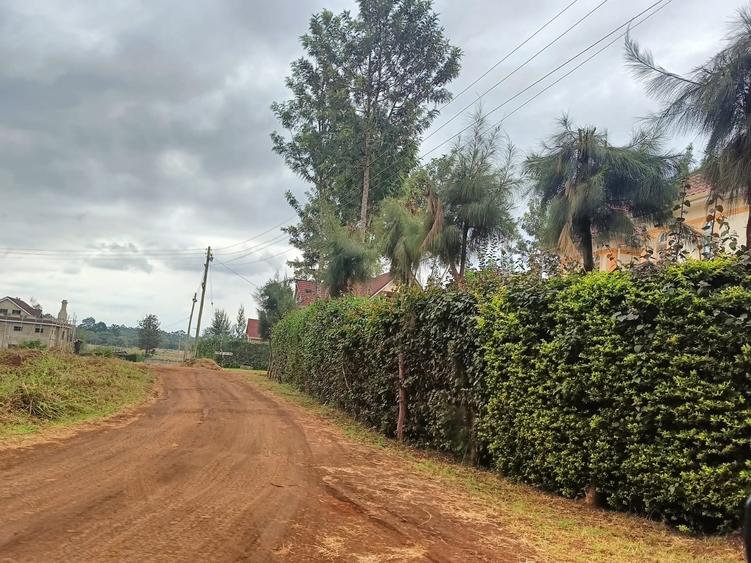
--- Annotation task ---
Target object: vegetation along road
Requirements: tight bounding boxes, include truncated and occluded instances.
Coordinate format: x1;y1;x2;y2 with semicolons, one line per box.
0;366;742;562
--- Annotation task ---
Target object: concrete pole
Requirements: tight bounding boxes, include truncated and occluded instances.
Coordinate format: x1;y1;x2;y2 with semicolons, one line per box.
193;247;212;359
183;292;198;361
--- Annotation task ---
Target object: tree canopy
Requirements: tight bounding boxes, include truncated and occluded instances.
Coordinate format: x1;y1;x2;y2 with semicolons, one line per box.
272;0;461;278
205;309;232;338
137;314;161;356
255;277;297;340
525;116;679;271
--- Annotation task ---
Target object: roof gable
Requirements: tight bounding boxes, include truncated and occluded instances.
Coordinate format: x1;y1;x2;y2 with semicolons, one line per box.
0;296;41;317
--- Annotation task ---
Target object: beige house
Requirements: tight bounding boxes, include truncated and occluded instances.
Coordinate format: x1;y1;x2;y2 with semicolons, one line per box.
0;297;75;350
594;173;750;271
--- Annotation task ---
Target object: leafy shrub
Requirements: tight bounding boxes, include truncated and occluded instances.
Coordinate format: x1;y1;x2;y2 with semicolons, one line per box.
271;288;482;456
271;258;751;533
196;337;269;370
478;258;751;533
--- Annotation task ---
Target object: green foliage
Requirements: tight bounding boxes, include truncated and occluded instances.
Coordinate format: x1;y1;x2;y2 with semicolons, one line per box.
270;288;482;456
255;276;296;340
525;116;679;271
320;217;378;296
234;305;247;340
196;337;270;370
427;108;518;281
137;314;161;356
272;0;461;275
271;257;751;533
478;257;751;533
77;319;188;350
205;309;231;337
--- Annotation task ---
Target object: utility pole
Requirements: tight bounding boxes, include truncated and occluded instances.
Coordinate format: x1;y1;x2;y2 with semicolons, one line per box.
193;247;212;359
183;292;198;361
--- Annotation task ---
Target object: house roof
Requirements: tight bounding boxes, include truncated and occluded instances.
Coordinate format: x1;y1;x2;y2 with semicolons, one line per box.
245;318;261;340
686;173;712;198
294;273;395;306
352;272;394;297
0;296;41;317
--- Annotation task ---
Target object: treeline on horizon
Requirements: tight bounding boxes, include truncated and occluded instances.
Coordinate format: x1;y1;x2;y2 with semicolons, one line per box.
77;317;188;350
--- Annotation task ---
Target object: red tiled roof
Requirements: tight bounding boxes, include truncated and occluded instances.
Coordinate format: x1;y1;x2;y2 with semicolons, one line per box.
352;272;393;297
245;318;261;340
1;296;41;317
686;173;712;198
294;273;394;306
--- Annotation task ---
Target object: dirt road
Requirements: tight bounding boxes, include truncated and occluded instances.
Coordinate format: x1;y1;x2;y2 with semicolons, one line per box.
0;366;527;562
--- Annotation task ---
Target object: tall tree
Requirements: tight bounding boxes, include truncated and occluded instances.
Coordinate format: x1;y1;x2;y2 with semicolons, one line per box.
525;116;679;271
272;0;461;274
626;10;751;249
137;314;161;357
234;305;247;340
255;277;297;340
205;309;231;337
426;110;518;283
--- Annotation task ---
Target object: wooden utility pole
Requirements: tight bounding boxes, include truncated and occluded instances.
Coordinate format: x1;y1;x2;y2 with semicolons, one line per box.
193;247;212;359
183;292;198;361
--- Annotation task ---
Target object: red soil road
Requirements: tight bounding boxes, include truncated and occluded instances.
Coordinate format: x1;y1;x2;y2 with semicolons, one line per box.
0;366;529;562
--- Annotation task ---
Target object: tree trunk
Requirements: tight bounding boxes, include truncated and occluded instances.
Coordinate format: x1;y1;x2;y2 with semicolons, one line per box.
396;351;407;442
360;132;371;228
455;224;469;289
579;222;595;272
746;202;751;250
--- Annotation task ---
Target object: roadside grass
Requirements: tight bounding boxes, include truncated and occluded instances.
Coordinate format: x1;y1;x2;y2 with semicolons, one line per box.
0;349;153;440
232;369;743;563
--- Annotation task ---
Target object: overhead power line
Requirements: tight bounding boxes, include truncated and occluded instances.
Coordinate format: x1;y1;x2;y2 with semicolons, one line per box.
421;0;611;146
438;0;582;114
354;0;670;199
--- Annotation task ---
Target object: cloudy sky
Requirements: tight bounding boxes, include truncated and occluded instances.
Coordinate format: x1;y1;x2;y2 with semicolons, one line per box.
0;0;743;328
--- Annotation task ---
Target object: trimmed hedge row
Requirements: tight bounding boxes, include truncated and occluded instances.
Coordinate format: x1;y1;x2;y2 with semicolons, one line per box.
197;338;270;370
270;258;751;533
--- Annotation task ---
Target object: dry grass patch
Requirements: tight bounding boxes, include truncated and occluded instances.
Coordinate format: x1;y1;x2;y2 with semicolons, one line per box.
0;349;153;439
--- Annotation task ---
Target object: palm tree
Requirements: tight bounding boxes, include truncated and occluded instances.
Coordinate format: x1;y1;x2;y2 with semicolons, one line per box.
625;8;751;250
525;116;678;271
320;215;376;297
427;109;518;283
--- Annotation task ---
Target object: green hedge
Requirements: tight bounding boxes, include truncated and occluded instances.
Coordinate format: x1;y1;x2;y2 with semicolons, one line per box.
270;258;751;533
270;289;480;455
197;337;269;370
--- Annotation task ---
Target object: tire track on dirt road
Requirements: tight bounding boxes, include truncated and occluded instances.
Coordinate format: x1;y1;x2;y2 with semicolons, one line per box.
0;367;530;562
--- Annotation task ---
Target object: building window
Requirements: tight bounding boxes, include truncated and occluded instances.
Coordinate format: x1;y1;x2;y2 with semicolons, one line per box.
11;309;21;315
13;326;22;332
35;327;44;334
0;309;7;315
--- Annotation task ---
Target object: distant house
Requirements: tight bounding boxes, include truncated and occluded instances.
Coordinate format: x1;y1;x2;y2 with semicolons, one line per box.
293;272;396;307
245;318;262;342
0;297;75;350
